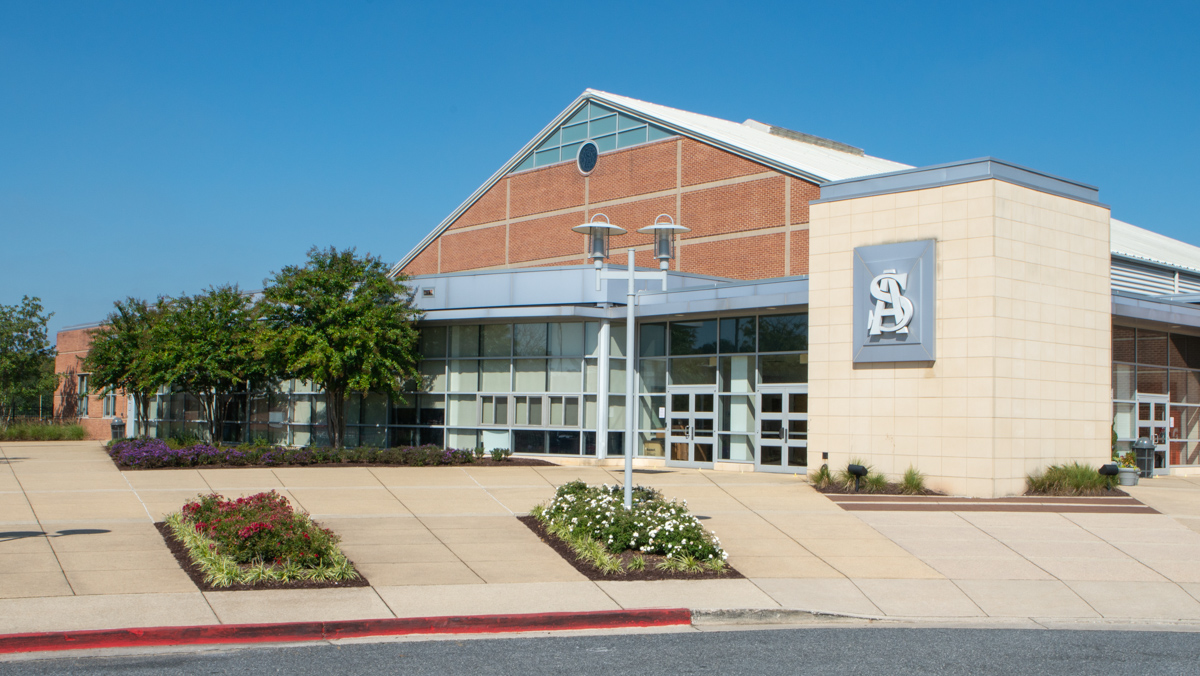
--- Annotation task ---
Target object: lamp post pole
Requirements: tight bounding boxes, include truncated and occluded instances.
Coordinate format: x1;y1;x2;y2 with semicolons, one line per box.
623;248;637;510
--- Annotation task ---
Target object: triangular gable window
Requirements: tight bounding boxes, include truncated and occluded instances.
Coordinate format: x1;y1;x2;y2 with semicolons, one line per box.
512;101;675;172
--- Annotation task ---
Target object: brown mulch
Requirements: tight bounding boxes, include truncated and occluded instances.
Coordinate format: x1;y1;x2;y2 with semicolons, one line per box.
154;522;371;592
117;458;556;471
517;515;742;582
814;484;943;496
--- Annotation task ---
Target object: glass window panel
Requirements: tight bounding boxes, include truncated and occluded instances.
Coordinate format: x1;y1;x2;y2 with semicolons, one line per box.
549;323;585;356
420;360;447;392
721;395;756;433
639;395;665;430
514;359;547;391
495;396;508;425
759;313;808;352
720;434;755;462
720;355;755;393
448;429;478;450
561;121;588;143
760;353;809;384
529;397;543;425
588;114;617;136
610;359;626;394
609;395;626;429
1177;406;1200;440
640;359;667;393
312;397;327;428
567;107;589;125
1137;367;1168;396
358;426;385;448
560;142;582;162
647;124;674;142
515;396;528;425
450;325;480;358
481;324;512;357
585;395;597;428
584;359;598;392
449;359;480;392
534;149;560;166
345;393;362;425
514;154;535;172
548;358;583;392
1171;334;1200;369
292;395;312;425
390;394;415;425
611;323;626;358
617;128;646;147
585;323;599;357
588;101;614;118
419;396;445;425
482;429;509;452
361;393;387;425
514;323;548;356
548;431;579;455
514;430;545;454
640;323;667;357
550;397;564;426
291;425;311;447
594;134;617;152
720;317;757;353
671;357;718;386
448;395;477;426
480;360;511;392
482;396;494;425
639;431;666;457
1113;364;1135;401
1112;326;1136;362
419;428;444;447
617;112;644;130
536;130;560;151
564;397;579;427
1137;329;1169;366
670;320;718;355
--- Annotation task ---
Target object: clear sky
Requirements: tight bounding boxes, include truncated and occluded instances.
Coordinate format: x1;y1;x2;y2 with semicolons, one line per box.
2;1;1197;340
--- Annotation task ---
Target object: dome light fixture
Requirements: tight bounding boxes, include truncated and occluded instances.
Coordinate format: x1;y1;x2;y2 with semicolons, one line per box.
572;213;627;267
637;214;690;270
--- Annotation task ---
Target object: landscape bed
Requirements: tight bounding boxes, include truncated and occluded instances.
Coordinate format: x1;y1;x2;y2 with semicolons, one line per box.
158;490;368;592
525;481;741;582
109;438;553;470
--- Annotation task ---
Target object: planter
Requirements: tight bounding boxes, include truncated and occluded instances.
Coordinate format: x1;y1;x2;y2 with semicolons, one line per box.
1117;467;1139;486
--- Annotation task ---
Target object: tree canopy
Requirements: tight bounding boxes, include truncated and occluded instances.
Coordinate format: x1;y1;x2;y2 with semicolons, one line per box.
84;297;167;436
0;297;56;423
257;247;421;448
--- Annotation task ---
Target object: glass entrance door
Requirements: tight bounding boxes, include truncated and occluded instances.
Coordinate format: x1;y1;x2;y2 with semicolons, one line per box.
757;387;808;473
1137;394;1170;475
667;389;715;467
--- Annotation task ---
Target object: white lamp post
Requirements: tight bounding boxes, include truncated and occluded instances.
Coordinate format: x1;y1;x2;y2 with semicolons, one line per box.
573;214;626;289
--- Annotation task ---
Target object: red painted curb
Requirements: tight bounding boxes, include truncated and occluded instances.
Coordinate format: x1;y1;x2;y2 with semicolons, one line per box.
0;608;693;655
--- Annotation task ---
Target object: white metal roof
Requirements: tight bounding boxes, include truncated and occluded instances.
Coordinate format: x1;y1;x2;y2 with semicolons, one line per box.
1111;218;1200;274
391;90;910;274
589;90;911;182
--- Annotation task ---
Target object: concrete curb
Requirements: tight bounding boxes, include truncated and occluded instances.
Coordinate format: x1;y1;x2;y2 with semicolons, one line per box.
0;608;693;656
691;608;883;625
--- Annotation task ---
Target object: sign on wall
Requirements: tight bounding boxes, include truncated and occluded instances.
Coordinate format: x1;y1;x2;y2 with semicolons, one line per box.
853;240;936;363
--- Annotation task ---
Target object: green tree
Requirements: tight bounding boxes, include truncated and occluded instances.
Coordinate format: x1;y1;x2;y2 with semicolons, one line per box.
258;247;421;449
156;286;262;443
0;297;57;424
83;298;167;437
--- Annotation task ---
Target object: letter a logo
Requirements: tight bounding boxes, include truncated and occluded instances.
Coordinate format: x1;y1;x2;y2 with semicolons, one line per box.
868;269;915;336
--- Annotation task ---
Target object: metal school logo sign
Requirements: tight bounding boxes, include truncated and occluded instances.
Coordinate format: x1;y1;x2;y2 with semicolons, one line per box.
852;240;936;363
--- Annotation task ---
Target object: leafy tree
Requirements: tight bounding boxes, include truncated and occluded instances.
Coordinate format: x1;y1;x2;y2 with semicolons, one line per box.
258;247;421;449
156;286;262;443
83;298;167;437
0;297;57;424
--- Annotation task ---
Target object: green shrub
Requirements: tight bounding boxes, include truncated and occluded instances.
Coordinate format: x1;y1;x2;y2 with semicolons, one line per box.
809;464;833;489
902;466;927;495
472;446;485;462
1026;462;1117;496
0;422;87;441
489;447;512;462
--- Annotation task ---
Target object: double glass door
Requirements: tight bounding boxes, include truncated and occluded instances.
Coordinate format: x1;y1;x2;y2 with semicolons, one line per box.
1137;394;1170;475
757;387;808;472
667;389;715;467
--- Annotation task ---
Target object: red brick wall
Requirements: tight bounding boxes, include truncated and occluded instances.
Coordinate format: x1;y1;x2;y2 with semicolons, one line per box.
54;326;128;441
399;134;821;281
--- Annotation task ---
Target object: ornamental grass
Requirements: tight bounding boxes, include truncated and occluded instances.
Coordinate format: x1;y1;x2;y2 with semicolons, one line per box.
531;481;728;575
1026;462;1117;496
0;421;86;441
165;491;358;587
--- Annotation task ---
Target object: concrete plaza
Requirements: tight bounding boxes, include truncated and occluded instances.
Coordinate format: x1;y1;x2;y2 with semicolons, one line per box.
2;441;1200;635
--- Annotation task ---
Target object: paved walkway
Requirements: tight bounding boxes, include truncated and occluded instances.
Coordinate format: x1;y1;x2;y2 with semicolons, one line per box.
3;441;1200;634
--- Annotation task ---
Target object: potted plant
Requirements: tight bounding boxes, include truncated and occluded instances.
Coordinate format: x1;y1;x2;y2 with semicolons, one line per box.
1117;452;1139;486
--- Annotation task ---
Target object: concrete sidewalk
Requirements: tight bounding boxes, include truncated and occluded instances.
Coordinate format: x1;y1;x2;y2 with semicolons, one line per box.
3;441;1200;635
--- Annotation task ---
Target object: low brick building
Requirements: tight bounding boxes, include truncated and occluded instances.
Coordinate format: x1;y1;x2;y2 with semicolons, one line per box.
54;323;129;441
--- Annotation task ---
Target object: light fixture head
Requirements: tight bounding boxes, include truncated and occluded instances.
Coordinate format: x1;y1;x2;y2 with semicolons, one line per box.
572;213;626;262
637;214;689;262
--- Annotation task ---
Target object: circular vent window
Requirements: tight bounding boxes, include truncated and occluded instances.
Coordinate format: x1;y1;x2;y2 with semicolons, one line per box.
577;141;599;175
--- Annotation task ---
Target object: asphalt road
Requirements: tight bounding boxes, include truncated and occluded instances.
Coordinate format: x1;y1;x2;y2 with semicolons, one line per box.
4;627;1199;675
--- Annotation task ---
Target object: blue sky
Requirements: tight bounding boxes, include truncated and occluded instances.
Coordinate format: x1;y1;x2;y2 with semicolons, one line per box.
2;1;1197;339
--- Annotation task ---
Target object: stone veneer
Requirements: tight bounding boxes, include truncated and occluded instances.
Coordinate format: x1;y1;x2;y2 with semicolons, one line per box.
808;178;1112;497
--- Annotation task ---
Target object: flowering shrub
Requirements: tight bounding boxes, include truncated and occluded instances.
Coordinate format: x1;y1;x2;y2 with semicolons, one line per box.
109;438;475;469
166;490;359;586
180;491;336;565
535;481;726;563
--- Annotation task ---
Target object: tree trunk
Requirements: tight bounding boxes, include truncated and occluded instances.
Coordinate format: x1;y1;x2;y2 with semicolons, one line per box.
325;385;346;449
195;390;219;444
134;391;152;437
